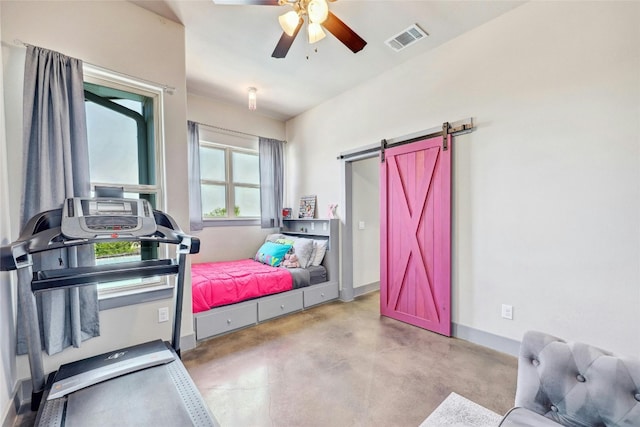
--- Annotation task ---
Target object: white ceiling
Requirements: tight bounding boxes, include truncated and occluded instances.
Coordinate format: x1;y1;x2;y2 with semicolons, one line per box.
130;0;525;121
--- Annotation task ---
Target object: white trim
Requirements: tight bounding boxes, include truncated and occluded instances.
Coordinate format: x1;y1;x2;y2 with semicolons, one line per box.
340;148;381;302
82;63;175;95
99;287;174;311
353;282;380;298
2;393;18;427
199;144;260;222
82;69;166;213
180;333;197;352
83;67;171;300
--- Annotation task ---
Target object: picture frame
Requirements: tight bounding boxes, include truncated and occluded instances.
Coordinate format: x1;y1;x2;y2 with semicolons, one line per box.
298;195;316;218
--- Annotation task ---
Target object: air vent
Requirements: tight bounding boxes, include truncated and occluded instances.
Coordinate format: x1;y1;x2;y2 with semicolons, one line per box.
385;24;428;52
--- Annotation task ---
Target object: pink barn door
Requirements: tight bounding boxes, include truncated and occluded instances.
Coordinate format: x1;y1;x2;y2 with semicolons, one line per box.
380;135;451;336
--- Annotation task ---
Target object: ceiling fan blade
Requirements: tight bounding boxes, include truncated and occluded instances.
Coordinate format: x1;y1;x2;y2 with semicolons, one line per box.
271;17;303;58
322;11;367;54
213;0;279;5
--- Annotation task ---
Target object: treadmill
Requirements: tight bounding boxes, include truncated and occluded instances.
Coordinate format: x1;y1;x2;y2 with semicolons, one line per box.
1;196;219;426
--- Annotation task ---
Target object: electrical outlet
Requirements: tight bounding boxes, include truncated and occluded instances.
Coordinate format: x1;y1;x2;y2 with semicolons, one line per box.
158;307;169;323
501;304;513;320
311;222;315;230
358;221;365;230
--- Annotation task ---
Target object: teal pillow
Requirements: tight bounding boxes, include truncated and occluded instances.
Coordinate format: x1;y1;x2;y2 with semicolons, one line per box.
254;241;292;267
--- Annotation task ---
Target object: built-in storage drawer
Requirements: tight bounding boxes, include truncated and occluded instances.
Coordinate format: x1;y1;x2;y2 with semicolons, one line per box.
304;281;339;308
195;301;257;340
258;290;303;321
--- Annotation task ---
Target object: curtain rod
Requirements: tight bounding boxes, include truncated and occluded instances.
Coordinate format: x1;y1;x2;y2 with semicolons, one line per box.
196;121;286;143
9;39;176;95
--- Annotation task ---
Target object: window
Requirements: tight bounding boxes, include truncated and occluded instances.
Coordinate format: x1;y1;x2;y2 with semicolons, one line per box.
83;66;166;298
199;142;260;221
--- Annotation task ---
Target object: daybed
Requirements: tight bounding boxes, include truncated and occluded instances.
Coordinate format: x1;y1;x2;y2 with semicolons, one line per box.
192;219;339;341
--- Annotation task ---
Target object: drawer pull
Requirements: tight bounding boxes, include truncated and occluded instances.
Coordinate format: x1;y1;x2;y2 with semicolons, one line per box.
321;293;325;297
280;304;285;310
227;319;232;324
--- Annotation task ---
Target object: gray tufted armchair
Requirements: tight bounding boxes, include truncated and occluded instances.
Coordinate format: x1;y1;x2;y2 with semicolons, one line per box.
499;330;640;427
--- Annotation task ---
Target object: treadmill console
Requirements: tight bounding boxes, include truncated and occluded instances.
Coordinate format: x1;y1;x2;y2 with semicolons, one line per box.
61;197;157;239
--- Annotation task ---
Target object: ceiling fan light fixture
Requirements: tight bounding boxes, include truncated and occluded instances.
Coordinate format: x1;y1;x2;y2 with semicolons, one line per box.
271;0;366;58
248;87;257;111
308;22;326;44
278;10;300;36
307;0;328;24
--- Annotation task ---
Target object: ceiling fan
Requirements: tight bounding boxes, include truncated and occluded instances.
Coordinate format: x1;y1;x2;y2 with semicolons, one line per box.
214;0;367;58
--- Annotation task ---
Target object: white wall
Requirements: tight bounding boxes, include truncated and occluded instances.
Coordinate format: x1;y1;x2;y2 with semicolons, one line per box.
0;8;18;423
187;93;286;263
286;1;640;357
1;0;192;386
352;157;380;289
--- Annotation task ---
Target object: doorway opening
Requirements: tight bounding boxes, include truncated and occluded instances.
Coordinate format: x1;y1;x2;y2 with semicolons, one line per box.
341;153;380;302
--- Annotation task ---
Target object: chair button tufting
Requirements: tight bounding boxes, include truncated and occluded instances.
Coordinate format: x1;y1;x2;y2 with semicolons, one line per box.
635;393;640;402
532;358;540;367
576;374;586;382
550;405;558;412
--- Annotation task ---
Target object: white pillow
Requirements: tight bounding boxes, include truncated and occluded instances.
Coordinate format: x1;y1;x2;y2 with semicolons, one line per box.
310;240;328;266
307;244;317;267
292;238;315;268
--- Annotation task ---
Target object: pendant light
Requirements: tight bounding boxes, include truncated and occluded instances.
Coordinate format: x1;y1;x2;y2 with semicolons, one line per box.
248;87;257;111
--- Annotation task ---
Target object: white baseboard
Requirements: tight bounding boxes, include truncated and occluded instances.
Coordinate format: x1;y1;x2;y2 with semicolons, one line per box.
353;282;380;298
2;399;17;427
181;333;196;351
452;323;520;356
2;379;30;427
339;290;520;357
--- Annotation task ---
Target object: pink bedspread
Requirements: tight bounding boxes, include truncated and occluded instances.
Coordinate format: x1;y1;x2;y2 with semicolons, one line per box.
191;259;293;314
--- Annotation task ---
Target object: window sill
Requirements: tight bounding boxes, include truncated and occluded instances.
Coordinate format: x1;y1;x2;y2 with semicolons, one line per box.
99;285;174;311
202;218;260;227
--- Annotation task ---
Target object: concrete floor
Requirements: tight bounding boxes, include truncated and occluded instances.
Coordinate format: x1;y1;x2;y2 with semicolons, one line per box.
14;292;518;426
182;292;518;426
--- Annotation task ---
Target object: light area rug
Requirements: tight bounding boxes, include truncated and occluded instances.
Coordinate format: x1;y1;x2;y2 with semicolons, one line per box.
419;392;503;427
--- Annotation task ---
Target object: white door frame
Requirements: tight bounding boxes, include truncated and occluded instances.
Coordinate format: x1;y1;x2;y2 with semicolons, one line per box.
340;146;380;302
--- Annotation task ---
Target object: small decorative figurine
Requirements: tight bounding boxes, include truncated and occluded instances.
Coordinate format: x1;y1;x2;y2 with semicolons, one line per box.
328;203;338;219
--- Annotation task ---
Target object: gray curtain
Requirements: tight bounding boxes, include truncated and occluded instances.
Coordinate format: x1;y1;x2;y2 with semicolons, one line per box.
259;137;285;228
18;45;100;356
187;121;203;231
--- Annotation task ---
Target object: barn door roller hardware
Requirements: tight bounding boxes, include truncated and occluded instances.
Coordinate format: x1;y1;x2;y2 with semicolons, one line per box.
442;122;450;151
379;119;473;162
380;139;388;162
441;120;476;151
337;117;474;162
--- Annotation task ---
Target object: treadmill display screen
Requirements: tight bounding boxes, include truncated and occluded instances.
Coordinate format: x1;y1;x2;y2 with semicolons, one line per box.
98;201;125;212
85;200;135;216
62;197;158;239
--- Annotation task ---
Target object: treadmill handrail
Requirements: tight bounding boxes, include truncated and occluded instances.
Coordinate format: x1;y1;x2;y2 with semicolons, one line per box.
32;259;180;293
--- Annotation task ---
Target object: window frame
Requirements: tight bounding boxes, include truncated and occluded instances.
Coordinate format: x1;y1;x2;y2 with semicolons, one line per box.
83;65;173;307
199;140;261;227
